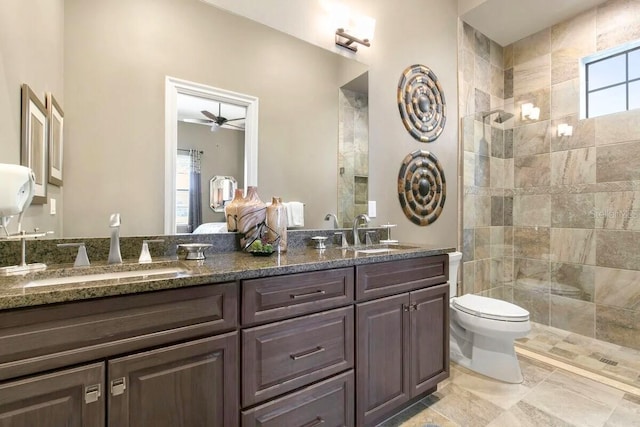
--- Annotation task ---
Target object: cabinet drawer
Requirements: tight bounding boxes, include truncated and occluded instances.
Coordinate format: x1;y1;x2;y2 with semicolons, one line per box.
356;255;447;301
0;282;237;381
242;371;354;427
242;268;354;325
242;306;354;406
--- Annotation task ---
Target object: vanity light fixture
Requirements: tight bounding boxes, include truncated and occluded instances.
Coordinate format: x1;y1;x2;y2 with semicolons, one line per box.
335;28;371;52
557;123;573;137
521;103;540;121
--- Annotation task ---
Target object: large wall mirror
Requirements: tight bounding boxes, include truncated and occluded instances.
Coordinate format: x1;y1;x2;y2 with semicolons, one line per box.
50;0;369;238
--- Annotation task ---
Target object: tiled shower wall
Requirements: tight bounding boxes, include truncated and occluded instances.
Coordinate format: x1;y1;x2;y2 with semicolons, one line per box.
338;88;369;228
459;0;640;350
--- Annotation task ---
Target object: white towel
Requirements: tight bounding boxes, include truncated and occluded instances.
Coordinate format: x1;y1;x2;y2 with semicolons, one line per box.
283;202;304;228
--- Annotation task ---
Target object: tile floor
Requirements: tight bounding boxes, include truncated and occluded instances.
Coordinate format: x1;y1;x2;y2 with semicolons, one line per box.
516;322;640;389
379;324;640;427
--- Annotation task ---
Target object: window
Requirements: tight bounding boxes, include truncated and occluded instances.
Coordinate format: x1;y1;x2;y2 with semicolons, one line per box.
176;152;191;226
584;41;640;118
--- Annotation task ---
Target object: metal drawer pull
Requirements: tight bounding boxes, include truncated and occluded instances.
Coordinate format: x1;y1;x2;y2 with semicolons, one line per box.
300;416;325;427
84;384;101;404
111;377;127;396
290;289;326;300
290;346;325;360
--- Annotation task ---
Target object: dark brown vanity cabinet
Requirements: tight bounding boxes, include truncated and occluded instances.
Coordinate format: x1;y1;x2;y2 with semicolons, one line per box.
355;256;449;427
0;282;238;427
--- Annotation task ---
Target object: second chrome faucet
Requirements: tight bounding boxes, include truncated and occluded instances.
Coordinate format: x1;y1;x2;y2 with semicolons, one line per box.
352;213;370;246
108;213;122;264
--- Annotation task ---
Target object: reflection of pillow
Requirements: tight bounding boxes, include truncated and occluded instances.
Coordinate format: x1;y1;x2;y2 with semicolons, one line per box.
193;222;228;234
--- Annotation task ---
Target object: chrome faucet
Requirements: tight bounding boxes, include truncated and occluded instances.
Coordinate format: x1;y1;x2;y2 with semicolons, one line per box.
324;213;339;229
352;213;370;246
108;213;122;264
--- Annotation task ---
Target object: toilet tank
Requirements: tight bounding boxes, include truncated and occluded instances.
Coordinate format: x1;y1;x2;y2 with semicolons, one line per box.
448;251;463;297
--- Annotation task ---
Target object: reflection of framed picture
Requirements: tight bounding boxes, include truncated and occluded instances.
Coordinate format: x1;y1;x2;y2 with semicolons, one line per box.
21;84;47;204
46;93;63;186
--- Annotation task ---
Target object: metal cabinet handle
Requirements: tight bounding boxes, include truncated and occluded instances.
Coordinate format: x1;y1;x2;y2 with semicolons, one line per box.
300;416;325;427
111;377;127;396
290;289;326;300
84;384;101;404
290;346;325;360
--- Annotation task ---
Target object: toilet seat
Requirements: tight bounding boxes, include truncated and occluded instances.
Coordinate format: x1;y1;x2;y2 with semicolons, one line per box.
452;294;529;322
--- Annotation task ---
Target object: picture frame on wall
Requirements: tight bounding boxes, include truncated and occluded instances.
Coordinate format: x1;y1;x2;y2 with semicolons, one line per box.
46;93;64;186
20;83;48;204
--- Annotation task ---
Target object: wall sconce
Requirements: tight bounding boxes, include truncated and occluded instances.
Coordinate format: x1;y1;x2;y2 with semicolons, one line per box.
521;103;540;121
333;10;375;52
557;123;573;137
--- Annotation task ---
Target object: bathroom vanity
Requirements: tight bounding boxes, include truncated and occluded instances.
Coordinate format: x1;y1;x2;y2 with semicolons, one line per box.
0;246;450;426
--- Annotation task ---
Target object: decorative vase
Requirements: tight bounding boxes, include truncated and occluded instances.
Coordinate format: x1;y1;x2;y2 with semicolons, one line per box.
236;186;267;249
224;188;245;232
266;197;288;252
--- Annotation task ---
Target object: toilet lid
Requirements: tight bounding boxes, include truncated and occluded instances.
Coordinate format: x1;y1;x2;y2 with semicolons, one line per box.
452;294;529;321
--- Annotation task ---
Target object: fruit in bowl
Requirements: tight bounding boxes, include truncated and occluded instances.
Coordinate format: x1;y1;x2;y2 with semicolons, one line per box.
248;239;275;256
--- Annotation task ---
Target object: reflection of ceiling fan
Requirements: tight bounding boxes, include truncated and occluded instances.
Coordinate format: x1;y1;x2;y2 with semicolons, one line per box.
183;104;245;131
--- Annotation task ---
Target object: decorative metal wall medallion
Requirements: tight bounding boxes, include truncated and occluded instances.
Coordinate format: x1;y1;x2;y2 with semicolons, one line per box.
398;150;446;226
397;64;446;142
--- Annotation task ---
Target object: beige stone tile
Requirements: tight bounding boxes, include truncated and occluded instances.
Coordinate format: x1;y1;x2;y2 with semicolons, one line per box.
490;157;505;189
476;194;491;226
513;287;550;325
490;226;505;257
503;43;514;69
462;48;475;85
549;295;596;337
594;109;640;146
451;370;532;410
550;262;595;302
514;154;550;188
605;393;640;427
463;152;475;186
595;267;640;310
513;226;550;260
491;64;504;99
523;370;624;427
503;158;514;189
513;28;551;66
462;261;475;295
475;227;491;259
550;193;595;229
463;192;476;228
514;54;551;96
491;258;505;286
474;258;491;293
596;305;640;351
514;121;551;156
514;195;551;227
550;78;580;119
551;9;596;85
551;115;595;152
550;228;596;265
596;0;640;50
550;147;596;186
474;119;489;156
487;400;574;427
503;255;514;282
475;55;491;95
596;141;640;183
594;191;640;231
490;39;504;68
463;116;475;152
595;230;640;271
424;382;504;427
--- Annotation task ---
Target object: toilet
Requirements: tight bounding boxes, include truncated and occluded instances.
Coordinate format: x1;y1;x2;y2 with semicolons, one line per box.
448;252;531;383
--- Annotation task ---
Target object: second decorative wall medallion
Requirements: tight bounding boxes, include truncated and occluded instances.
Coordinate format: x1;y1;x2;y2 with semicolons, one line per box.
397;64;446;142
397;150;446;226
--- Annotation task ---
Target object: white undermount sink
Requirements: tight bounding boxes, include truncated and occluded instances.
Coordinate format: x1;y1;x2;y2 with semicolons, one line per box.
24;266;189;288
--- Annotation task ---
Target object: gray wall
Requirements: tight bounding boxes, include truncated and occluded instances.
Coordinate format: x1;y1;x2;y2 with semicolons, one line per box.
0;0;64;236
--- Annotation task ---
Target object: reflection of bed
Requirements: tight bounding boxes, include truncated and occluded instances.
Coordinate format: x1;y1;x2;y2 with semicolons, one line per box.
193;222;228;234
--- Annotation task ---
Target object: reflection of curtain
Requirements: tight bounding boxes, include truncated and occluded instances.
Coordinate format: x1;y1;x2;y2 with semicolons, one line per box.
188;149;202;232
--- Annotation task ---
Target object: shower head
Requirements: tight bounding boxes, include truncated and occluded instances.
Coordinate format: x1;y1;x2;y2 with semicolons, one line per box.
481;109;514;124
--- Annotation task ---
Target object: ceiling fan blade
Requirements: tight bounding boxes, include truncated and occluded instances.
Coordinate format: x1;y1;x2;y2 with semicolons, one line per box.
225;123;245;130
201;110;219;121
183;118;213;125
224;117;245;123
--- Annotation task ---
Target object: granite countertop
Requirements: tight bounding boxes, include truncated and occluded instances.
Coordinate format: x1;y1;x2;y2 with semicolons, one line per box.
0;244;453;311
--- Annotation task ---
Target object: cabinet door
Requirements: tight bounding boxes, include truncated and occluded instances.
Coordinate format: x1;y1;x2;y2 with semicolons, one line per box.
356;293;410;427
108;332;238;427
410;284;450;396
0;362;104;427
